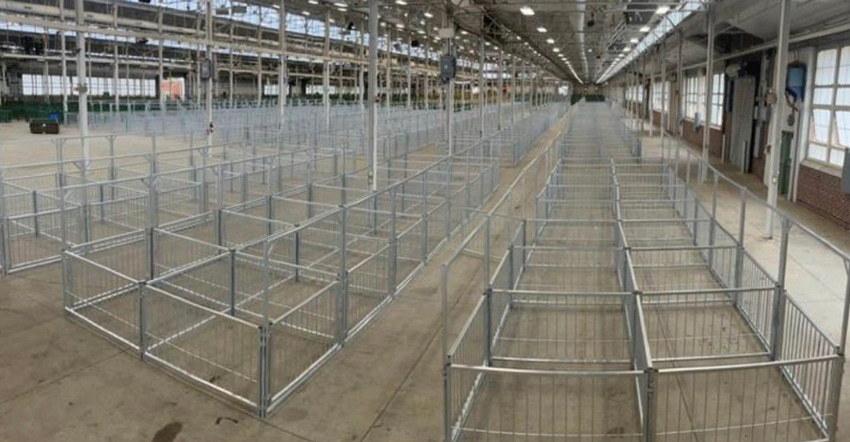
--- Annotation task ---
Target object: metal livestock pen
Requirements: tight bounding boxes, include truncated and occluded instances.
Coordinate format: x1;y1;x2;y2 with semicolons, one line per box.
55;102;569;417
0;102;561;274
444;102;847;442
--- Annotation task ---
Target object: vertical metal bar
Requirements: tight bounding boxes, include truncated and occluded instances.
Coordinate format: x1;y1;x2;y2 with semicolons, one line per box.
827;354;844;440
841;261;850;354
257;322;270;418
478;35;484;138
442;353;453;442
31;191;40;237
138;284;148;360
708;174;718;263
338;207;349;343
770;218;792;359
229;248;237;316
644;368;657;442
389;188;397;294
146;227;156;280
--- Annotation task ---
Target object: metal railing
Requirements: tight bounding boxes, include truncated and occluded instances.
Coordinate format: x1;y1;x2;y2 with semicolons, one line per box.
443;101;846;442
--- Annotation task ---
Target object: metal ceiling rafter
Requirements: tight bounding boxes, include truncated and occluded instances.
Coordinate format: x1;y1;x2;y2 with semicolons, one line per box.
597;0;710;84
448;1;567;81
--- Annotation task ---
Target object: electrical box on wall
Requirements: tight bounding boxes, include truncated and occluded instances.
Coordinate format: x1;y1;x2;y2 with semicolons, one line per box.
786;64;806;102
440;54;456;84
200;58;214;81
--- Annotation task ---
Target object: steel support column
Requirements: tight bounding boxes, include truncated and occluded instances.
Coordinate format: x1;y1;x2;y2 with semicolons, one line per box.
278;0;287;131
406;30;412;109
444;9;454;155
75;0;89;165
368;0;378;191
701;5;715;182
478;36;485;137
385;29;391;109
205;0;214;147
661;39;667;158
323;9;331;130
498;50;503;131
677;31;684;136
765;0;793;237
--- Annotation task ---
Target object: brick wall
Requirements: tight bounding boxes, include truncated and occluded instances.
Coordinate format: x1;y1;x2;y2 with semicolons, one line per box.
680;120;724;158
642;108;724;156
797;164;850;229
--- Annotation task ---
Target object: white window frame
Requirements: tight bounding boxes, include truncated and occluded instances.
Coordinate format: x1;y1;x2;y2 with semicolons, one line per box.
710;73;724;128
808;46;850;167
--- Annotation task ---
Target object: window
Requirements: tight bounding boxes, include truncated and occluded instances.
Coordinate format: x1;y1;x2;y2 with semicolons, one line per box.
652;81;670;112
710;73;725;127
627;85;644;104
263;83;290;96
808;46;850;166
682;73;724;127
21;74;156;98
683;75;704;121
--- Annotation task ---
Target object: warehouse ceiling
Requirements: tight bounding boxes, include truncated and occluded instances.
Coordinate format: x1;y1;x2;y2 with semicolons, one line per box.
4;0;850;86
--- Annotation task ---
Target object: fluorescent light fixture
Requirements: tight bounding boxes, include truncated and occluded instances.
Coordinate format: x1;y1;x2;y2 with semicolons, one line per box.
640;26;650;32
546;38;555;44
623;47;631;52
424;11;433;18
537;27;547;33
588;48;593;53
396;23;404;29
395;0;407;5
630;38;639;43
308;0;318;4
461;30;468;35
520;6;535;16
656;5;670;14
417;30;425;35
553;48;560;53
303;11;310;15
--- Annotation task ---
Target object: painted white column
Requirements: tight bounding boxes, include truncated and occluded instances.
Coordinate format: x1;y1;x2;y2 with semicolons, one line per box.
765;0;793;237
278;0;287;130
368;0;378;191
205;0;214;147
701;5;715;182
75;0;89;163
323;9;331;130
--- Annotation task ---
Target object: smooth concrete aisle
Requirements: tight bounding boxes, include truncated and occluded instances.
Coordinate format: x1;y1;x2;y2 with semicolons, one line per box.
0;113;567;442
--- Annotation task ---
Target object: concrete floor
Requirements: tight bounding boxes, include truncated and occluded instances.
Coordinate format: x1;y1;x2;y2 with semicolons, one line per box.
0;115;564;442
1;113;849;441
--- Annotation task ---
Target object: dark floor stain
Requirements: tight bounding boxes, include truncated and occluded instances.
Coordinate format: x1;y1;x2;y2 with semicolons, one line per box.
215;416;239;425
606;426;625;435
152;422;183;442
